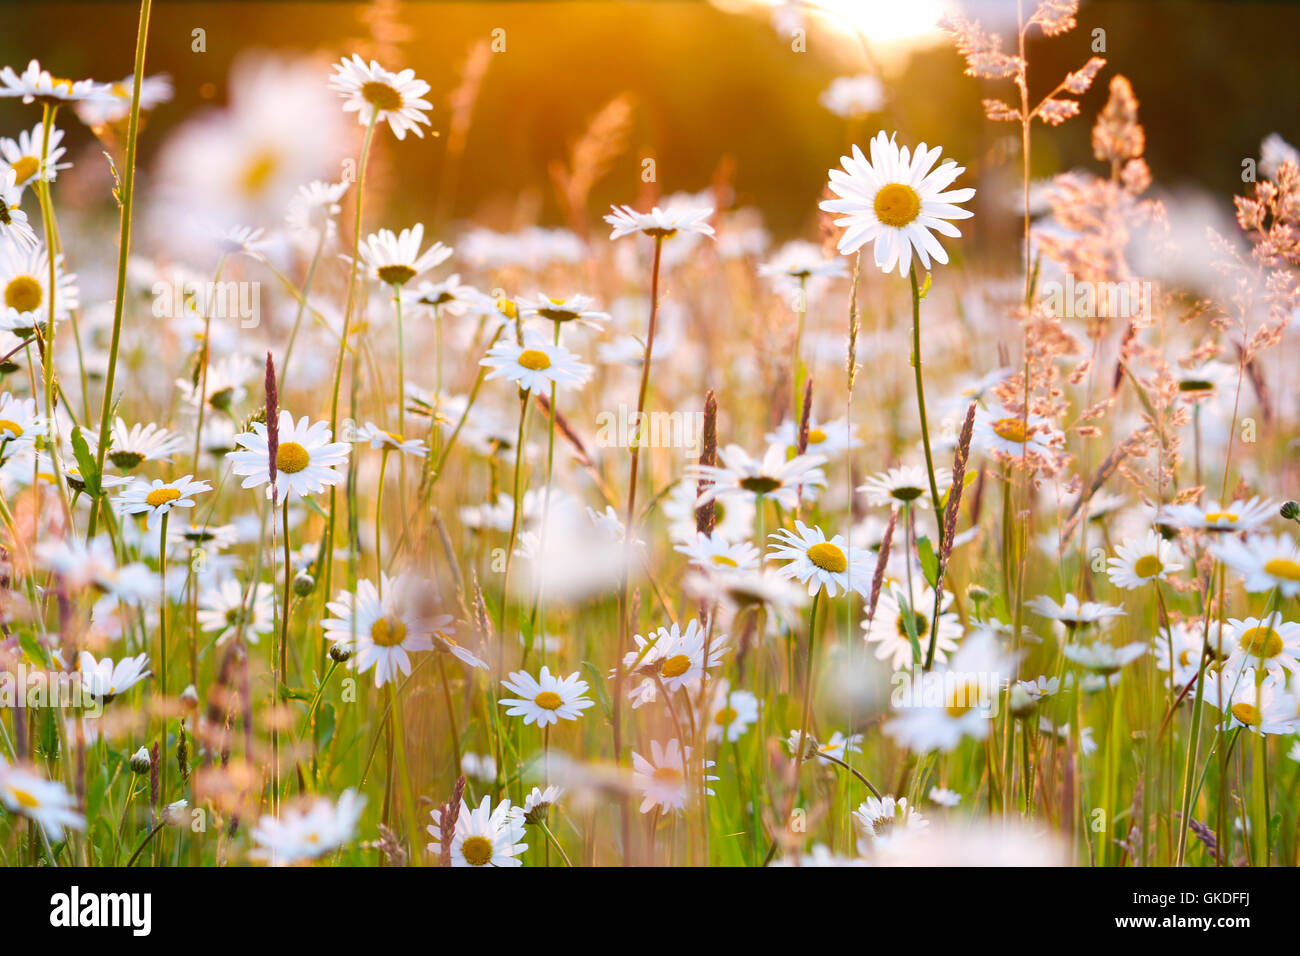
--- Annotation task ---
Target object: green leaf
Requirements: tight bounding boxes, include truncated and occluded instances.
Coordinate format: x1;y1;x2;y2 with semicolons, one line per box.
582;660;612;721
917;536;939;588
70;426;102;499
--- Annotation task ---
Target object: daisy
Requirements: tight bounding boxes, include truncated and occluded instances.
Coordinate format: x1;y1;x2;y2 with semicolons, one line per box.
705;680;760;742
605;204;715;241
355;422;427;458
0;758;84;840
77;651;151;702
757;240;847;296
286;179;348;246
228;410;350;501
663;477;755;544
929;787;962;807
1026;593;1125;630
1225;616;1300;680
427;795;527;866
197;579;276;644
859;464;952;510
972;405;1063;460
480;331;591;393
1160;497;1276;533
73;72;173;128
687;567;808;620
673;532;761;573
115;475;211;531
687;443;827;512
329;55;433;140
322;574;452;687
1062;641;1146;678
791;730;864;762
0;393;45;447
1155;620;1228;688
0;60;112;105
249;789;365;865
1211;534;1300;597
102;419;185;470
622;618;727;697
819;131;975;274
0;241;78;333
0;169;36;249
1107;530;1184;589
820;73;886;118
356;224;452;287
519;786;563;825
864;583;962;671
631;739;716;814
177;353;256;412
0;121;71;192
854;796;927;848
1200;668;1292;735
406;274;486;317
768;521;874;597
518;292;610;328
499;666;594;727
765;414;861;458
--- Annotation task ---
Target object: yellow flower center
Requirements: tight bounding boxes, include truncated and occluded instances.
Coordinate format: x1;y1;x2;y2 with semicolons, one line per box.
1264;558;1300;582
660;654;692;679
714;706;738;725
460;834;494;866
946;681;981;718
807;541;847;573
534;690;563;710
145;487;182;508
0;419;23;438
276;441;310;474
1238;626;1283;659
710;554;738;568
370;615;407;647
517;349;551;371
8;785;39;808
11;156;39;185
652;766;683;785
1230;702;1261;727
240;150;279;196
5;275;43;314
873;182;921;228
377;264;416;286
1133;554;1164;578
992;417;1027;443
1203;512;1238;524
896;611;928;639
806;428;827;444
361;80;404;112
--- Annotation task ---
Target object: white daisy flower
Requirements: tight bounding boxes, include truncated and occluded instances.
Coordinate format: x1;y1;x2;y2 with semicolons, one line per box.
673;531;761;573
0;60;112;104
631;739;716;814
1211;534;1300;597
518;292;610;328
622;618;727;697
820;73;886;118
1062;641;1146;678
819;131;975;274
0;169;36;249
285;179;348;245
1026;593;1125;629
0;392;45;447
788;729;864;762
0;121;71;192
1224;616;1300;680
355;421;427;458
177;353;257;412
228;410;350;501
1200;668;1294;735
321;575;450;688
405;274;486;317
928;786;962;807
101;419;185;470
765;414;861;458
329;55;433;140
519;785;563;825
757;240;847;296
864;583;962;671
77;651;151;702
197;579;276;644
73;72;173;128
1155;619;1228;688
0;241;78;333
356;223;452;287
1159;497;1276;533
605;203;715;241
480;331;591;393
858;464;952;510
249;789;365;865
427;795;527;866
768;521;874;597
0;758;85;841
115;474;211;531
1106;530;1184;589
499;666;594;727
972;405;1063;460
854;796;927;848
705;680;759;743
687;442;827;512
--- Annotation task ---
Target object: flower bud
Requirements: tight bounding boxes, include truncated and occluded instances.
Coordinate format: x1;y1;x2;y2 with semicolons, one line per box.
129;746;152;775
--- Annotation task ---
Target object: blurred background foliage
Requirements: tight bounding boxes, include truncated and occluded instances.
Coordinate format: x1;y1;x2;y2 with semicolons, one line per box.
2;0;1297;245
